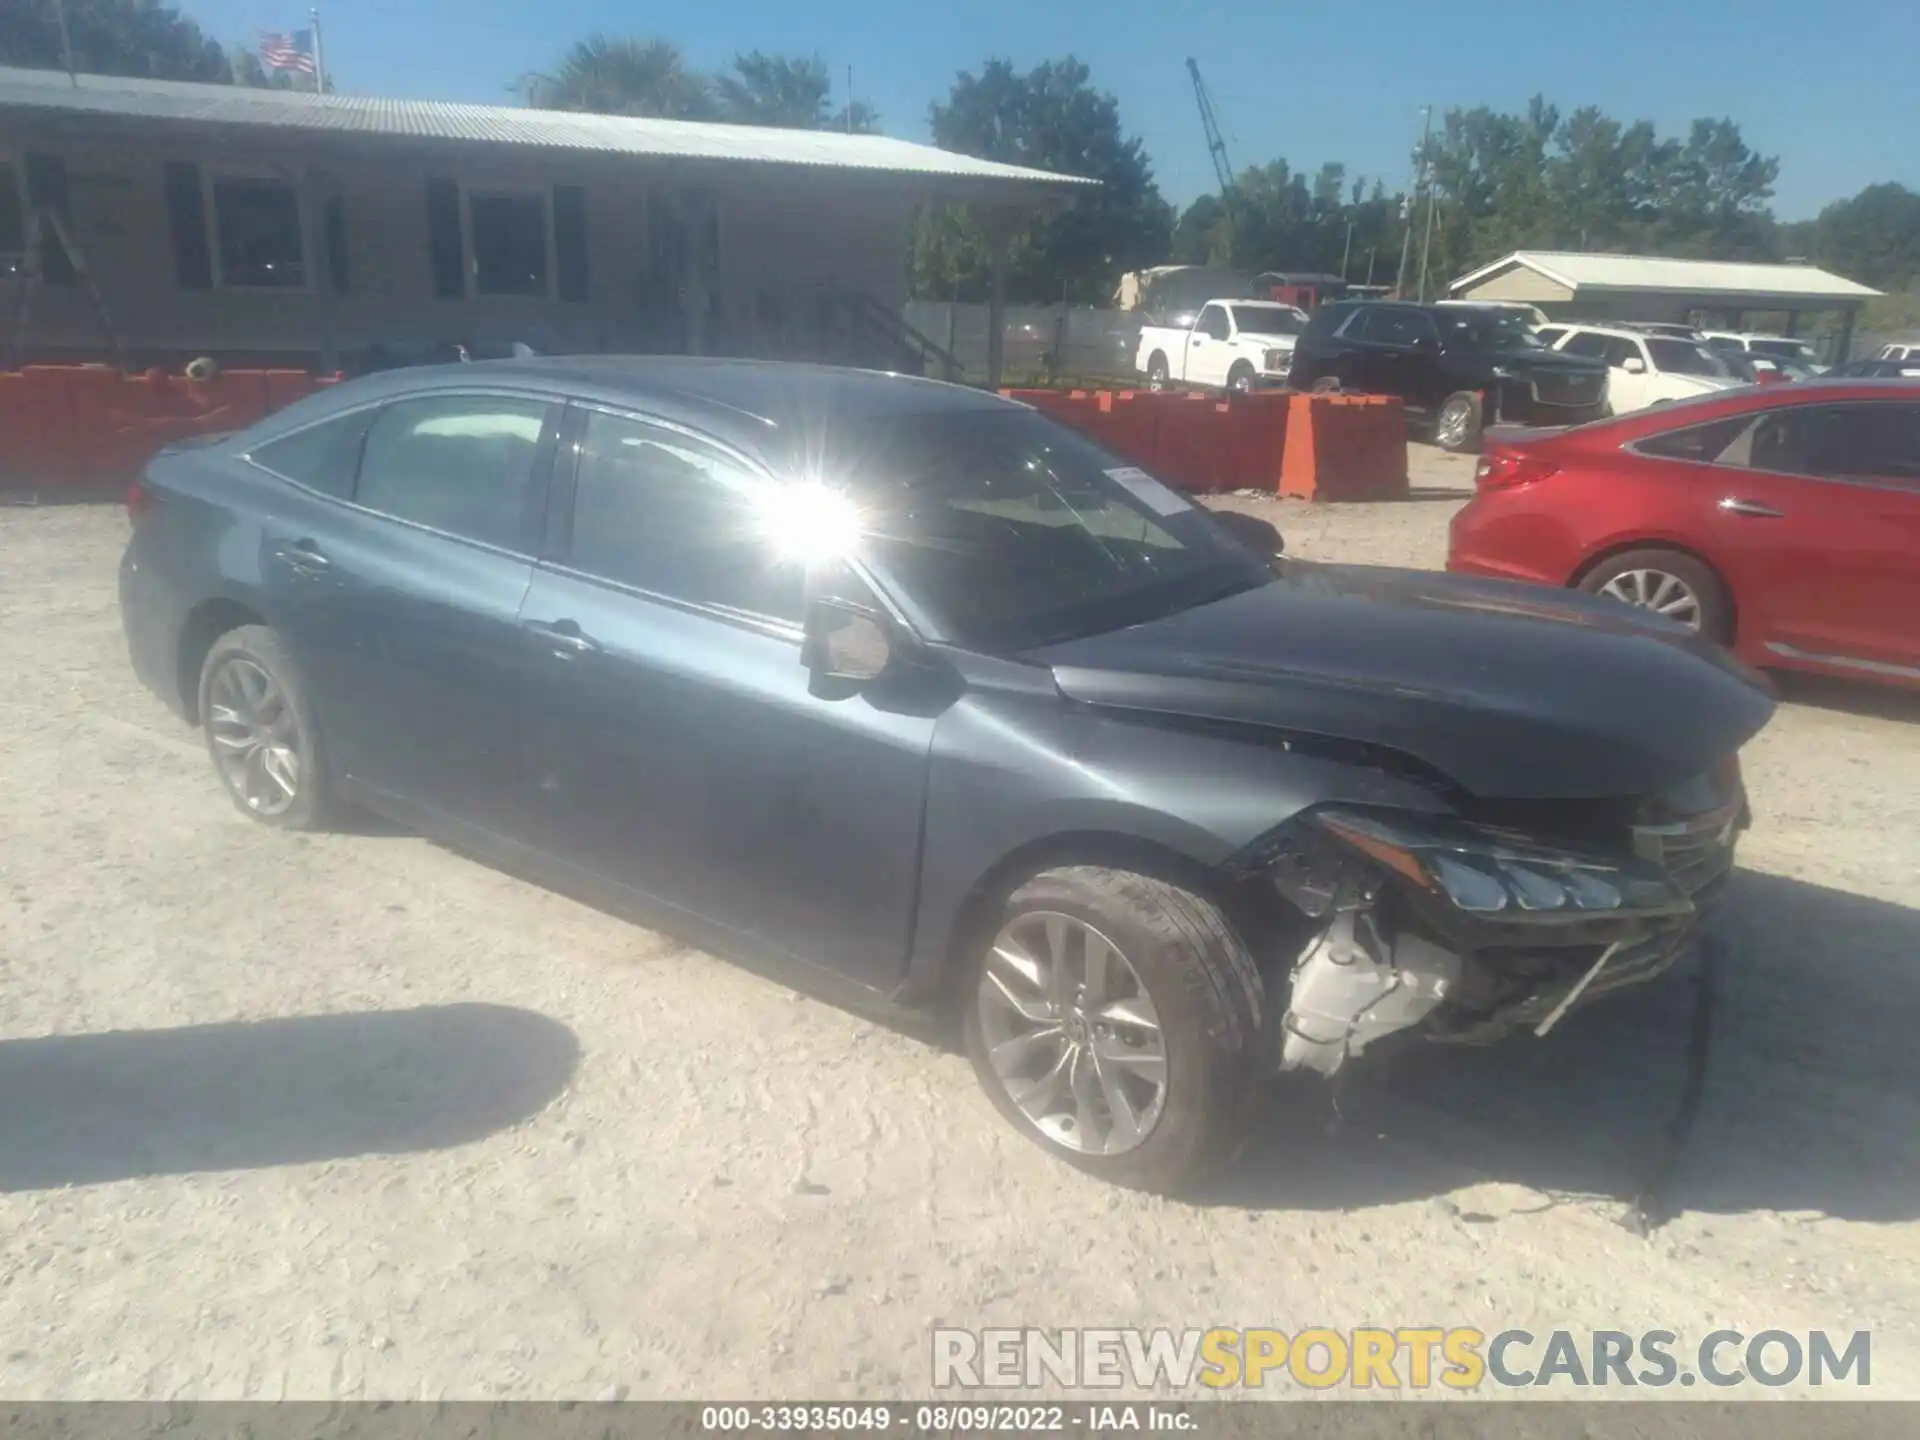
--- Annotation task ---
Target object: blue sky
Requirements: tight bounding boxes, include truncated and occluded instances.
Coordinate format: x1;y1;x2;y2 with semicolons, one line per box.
194;0;1917;220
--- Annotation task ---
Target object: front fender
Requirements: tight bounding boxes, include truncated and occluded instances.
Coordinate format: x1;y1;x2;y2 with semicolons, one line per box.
900;685;1447;998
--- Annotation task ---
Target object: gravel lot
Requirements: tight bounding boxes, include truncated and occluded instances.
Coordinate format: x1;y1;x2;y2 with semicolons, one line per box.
4;447;1920;1401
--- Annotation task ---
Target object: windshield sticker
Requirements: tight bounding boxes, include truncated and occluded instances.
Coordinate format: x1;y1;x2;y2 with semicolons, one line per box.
1105;466;1192;516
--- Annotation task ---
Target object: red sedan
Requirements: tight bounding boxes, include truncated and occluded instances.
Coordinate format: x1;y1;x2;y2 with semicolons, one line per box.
1447;381;1920;688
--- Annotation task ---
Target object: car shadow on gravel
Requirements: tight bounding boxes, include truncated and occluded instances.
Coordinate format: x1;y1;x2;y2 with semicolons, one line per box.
1773;671;1920;725
1210;869;1920;1224
0;1003;579;1193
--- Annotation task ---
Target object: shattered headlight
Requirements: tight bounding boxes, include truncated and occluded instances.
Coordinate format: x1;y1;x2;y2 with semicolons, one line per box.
1314;807;1692;920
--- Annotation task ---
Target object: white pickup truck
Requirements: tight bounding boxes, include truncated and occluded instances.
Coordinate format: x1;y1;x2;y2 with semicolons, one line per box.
1135;300;1309;393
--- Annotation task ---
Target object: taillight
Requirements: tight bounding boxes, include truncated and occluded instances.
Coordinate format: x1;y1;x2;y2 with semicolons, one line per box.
125;478;160;524
1474;451;1560;491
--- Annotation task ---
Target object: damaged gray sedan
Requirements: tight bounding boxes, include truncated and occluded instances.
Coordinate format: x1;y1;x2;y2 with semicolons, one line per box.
119;360;1773;1194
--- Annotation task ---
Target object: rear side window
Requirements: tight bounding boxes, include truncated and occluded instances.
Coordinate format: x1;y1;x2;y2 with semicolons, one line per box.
1356;308;1432;346
250;409;374;497
356;394;551;551
1559;331;1610;361
1195;305;1231;340
1633;414;1757;463
1535;326;1567;347
566;409;805;622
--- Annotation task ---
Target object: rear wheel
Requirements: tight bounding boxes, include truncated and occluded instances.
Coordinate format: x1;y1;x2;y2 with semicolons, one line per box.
1577;548;1732;642
198;625;335;830
1434;391;1482;453
963;866;1265;1194
1226;361;1256;395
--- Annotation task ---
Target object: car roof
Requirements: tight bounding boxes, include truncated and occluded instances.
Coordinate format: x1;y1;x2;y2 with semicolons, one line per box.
1556;324;1652;340
245;357;1015;467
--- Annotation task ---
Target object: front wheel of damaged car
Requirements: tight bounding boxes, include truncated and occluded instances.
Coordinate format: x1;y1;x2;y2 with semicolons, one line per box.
963;866;1266;1194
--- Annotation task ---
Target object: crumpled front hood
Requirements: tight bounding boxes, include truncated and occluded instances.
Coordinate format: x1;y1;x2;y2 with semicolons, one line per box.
1030;563;1776;800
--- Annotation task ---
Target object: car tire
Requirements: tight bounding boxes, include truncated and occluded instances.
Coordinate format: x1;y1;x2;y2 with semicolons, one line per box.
962;865;1266;1194
1309;375;1343;394
197;624;336;830
1434;391;1482;453
1146;353;1171;391
1577;548;1733;643
1226;361;1256;395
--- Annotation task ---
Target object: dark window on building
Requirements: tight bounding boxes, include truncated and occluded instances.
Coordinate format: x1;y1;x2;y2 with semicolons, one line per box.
212;176;305;288
250;409;376;498
553;184;589;302
568;410;805;622
164;161;213;290
0;162;24;277
323;194;350;293
356;395;552;550
424;177;464;298
470;191;548;296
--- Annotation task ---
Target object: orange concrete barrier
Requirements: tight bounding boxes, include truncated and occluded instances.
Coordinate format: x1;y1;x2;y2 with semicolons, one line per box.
1000;386;1293;494
1;366;343;491
1279;393;1409;502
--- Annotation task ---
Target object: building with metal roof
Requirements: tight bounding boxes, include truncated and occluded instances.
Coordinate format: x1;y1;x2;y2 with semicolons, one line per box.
1448;250;1882;359
0;65;1092;377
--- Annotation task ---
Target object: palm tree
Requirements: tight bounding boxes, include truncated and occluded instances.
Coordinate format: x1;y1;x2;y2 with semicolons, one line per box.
517;36;715;120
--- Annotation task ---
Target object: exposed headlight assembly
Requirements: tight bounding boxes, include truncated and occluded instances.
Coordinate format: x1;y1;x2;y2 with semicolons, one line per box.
1313;807;1692;921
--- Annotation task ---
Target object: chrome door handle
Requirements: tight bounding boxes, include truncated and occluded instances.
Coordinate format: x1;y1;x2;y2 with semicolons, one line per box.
524;618;600;656
1719;498;1785;518
277;540;331;571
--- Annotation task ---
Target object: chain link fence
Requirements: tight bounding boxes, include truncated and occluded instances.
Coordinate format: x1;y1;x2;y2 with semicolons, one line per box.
903;303;1147;387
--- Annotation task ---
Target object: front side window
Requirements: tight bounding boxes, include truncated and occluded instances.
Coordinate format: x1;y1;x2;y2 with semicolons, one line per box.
1559;331;1610;361
212;176;304;288
1738;404;1920;485
567;410;804;621
356;394;551;550
250;409;375;497
830;409;1271;650
470;191;548;296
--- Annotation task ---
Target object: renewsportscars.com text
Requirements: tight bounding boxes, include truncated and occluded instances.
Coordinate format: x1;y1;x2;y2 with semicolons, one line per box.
931;1327;1871;1391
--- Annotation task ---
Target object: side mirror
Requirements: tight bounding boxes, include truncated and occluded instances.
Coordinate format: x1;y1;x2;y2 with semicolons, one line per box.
802;598;893;683
1622;356;1647;374
1210;509;1286;559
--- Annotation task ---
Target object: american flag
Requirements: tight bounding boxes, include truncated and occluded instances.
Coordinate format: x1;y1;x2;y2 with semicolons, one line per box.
259;30;317;75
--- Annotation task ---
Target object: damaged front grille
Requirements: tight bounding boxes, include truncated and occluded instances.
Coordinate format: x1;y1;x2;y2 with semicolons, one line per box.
1632;801;1741;900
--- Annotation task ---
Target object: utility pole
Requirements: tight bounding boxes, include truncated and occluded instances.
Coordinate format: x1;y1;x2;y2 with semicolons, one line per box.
846;65;854;134
1417;170;1440;302
1394;105;1431;299
52;0;79;86
309;7;327;93
1340;219;1354;280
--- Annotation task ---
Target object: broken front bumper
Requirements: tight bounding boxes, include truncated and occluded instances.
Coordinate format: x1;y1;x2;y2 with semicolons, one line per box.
1250;789;1742;1075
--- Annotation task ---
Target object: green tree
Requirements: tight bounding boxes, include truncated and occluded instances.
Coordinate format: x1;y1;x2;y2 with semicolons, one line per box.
716;51;877;132
518;36;715;119
1801;183;1920;291
911;57;1172;304
0;0;227;81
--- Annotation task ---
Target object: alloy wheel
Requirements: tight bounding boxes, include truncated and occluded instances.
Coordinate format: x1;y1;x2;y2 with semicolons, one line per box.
1597;568;1703;629
975;911;1169;1156
1435;402;1472;451
206;656;303;816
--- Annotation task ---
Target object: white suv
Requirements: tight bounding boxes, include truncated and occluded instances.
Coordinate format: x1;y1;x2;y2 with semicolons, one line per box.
1538;324;1744;413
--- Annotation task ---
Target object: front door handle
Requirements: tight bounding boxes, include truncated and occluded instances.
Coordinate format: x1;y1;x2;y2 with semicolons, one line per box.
277;538;331;572
1719;497;1786;519
524;618;600;656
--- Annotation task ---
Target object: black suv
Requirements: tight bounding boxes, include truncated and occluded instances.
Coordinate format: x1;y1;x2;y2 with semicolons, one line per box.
1288;301;1609;451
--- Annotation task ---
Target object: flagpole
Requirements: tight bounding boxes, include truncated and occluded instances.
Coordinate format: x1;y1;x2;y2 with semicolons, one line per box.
309;7;327;93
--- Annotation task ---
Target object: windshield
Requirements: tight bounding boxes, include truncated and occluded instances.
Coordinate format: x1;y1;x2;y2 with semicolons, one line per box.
834;410;1271;651
1647;338;1735;377
1229;305;1304;337
1440;310;1543;349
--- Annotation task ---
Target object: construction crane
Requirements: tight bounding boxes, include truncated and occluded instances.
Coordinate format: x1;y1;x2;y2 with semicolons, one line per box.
1186;58;1236;207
